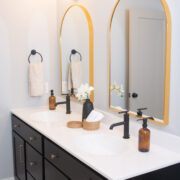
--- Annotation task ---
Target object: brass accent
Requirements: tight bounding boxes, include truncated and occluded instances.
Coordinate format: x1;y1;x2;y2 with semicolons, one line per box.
108;0;171;125
19;145;24;164
29;162;36;167
14;124;19;128
29;136;35;142
59;5;94;102
50;154;57;160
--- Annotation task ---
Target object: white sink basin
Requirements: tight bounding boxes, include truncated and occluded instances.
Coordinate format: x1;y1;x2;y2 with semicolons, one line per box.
30;111;67;123
75;134;130;156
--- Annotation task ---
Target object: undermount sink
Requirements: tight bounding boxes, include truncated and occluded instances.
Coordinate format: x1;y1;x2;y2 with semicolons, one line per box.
30;111;67;123
75;134;130;156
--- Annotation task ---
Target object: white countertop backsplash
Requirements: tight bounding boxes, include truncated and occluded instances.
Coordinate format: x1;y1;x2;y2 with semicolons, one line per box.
11;98;180;180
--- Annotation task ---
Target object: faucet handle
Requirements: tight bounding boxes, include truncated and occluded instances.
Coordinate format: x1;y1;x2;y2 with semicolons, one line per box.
62;93;70;96
119;110;129;114
137;117;154;121
137;108;147;116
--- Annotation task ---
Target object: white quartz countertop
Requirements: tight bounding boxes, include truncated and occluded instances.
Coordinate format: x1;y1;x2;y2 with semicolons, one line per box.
11;106;180;180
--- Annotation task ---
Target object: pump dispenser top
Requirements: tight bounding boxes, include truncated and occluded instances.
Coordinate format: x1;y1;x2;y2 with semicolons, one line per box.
141;118;148;128
51;90;54;96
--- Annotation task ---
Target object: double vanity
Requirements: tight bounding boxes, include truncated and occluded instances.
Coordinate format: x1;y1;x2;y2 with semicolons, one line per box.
11;103;180;180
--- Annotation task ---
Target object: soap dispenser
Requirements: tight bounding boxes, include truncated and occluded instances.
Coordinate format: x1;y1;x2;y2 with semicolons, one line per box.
49;90;56;110
137;117;153;152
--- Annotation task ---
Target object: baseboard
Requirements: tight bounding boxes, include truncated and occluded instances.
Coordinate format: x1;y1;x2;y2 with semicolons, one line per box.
1;177;14;180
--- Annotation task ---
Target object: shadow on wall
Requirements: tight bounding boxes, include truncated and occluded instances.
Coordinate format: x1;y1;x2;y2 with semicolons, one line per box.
0;17;14;179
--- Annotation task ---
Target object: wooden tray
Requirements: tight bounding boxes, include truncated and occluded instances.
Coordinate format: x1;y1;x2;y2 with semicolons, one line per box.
67;121;82;128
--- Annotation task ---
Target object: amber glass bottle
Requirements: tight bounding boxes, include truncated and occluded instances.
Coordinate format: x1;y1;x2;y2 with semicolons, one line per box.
49;90;56;110
138;119;150;152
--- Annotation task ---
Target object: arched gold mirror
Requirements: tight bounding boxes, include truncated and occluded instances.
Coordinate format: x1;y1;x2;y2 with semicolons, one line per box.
108;0;171;125
59;5;94;101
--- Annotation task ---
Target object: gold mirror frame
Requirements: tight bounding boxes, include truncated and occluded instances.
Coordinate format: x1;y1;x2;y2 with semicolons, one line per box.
108;0;171;125
59;5;94;102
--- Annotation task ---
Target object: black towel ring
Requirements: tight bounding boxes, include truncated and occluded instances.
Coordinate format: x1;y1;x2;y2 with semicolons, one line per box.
28;49;43;63
69;49;82;62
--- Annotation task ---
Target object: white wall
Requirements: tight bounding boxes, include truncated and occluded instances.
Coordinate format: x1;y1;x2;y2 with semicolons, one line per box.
57;0;180;137
0;0;59;179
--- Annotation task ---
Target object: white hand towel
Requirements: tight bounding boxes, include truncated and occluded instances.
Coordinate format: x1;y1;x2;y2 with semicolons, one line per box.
29;62;45;97
86;110;104;122
68;61;82;92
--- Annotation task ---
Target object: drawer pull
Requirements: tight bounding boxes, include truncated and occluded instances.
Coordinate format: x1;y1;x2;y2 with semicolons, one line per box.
14;124;20;128
29;136;36;142
29;162;36;166
19;145;24;164
50;154;57;160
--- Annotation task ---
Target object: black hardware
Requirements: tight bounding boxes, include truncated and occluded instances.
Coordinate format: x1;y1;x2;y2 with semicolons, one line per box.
28;49;43;63
69;49;82;62
55;94;71;114
137;117;154;121
137;117;154;128
110;111;130;139
119;110;128;114
132;92;138;98
71;88;74;95
137;108;147;116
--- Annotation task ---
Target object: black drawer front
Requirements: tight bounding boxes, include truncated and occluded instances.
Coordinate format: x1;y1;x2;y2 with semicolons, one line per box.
45;160;68;180
13;133;26;180
12;115;42;153
26;144;43;180
27;172;35;180
44;138;105;180
12;115;24;135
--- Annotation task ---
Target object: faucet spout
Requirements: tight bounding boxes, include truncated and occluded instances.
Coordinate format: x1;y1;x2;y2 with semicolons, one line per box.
109;122;124;130
55;101;66;106
109;111;130;139
55;94;71;114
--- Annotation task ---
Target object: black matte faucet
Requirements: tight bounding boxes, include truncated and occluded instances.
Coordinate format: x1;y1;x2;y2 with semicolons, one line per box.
55;94;71;114
110;111;130;139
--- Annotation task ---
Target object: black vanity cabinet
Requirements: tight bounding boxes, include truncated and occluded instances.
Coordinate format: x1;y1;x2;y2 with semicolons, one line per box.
12;114;180;180
12;115;106;180
12;115;43;180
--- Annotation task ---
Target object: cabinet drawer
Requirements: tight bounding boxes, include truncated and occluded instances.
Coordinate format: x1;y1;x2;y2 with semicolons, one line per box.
13;133;26;180
12;115;42;153
27;172;35;180
44;138;105;180
12;115;24;135
45;160;68;180
26;144;43;180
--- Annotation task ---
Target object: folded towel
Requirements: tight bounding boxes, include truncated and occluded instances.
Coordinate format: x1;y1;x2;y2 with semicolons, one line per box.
86;110;104;122
68;61;82;93
29;62;45;97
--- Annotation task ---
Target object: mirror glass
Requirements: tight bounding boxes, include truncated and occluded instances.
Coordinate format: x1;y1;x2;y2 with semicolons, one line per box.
109;0;169;122
60;6;93;98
